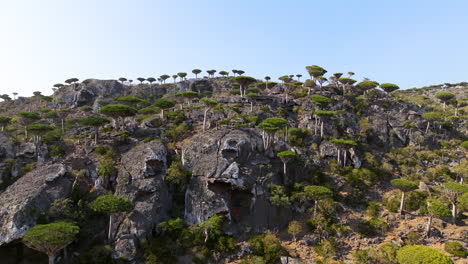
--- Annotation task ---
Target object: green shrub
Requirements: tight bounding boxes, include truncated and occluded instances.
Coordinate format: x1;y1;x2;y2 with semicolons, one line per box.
404;191;428;212
48;145;66;158
396;245;454;264
21;162;36;174
94;145;109;156
405;232;422;245
365;201;381;217
314;238;337;258
249;232;286;263
444;241;467;258
358;217;388;237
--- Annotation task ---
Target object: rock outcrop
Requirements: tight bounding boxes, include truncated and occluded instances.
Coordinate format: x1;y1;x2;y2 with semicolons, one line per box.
113;141;170;260
182;128;292;234
0;132;15;181
0;164;70;245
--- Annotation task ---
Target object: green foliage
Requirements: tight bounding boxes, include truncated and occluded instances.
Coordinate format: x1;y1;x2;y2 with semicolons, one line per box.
380;83;400;93
23;221;79;257
42;130;63;144
311;95;332;106
305;65;327;78
234;76;257;85
404;232;422;245
427;199;452;217
80;116;110;127
391;178;418;192
304;185;333;201
248;232;286;264
314;110;335;117
356;80;379;91
90;194;132;215
314;238;337;258
396;245;454;264
330;138;357;147
166;160;191;189
358;217;388;237
18;111;41;121
48;145;66;157
97;159;116;182
461;141;468;148
94;145;110;155
21;162;36;174
163;122;190;142
288;128;309;147
154;98;176;109
0;115;12;128
116;96;143;105
26;124;55;135
100;104;137;118
365;201;381;217
404;191;428;212
353;242;399;264
277;150;296;158
421;112;441;121
267;184;290;207
443;182;468;193
200;98;218;107
258;117;287;132
435;92;455;102
444;242;467;258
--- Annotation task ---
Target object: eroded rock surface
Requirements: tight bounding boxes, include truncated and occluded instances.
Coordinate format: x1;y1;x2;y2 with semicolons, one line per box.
0;164;70;245
113;141;170;260
182;128;291;234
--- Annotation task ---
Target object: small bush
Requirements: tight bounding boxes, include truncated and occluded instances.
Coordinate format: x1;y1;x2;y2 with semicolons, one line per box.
405;232;422;245
444;241;467;258
365;201;381;217
358;217;388;237
48;145;66;157
94;145;109;155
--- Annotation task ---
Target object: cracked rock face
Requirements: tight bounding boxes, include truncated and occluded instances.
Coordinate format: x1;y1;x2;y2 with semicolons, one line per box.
0;164;70;245
182;128;291;234
113;141;170;260
0;132;15;181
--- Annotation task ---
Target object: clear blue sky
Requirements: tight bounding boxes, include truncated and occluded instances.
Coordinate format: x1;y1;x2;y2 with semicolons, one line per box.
1;0;467;97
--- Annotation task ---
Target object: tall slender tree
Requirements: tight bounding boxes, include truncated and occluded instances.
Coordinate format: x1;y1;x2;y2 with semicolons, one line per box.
391;179;418;217
192;69;202;78
200;98;218;131
234;76;257;97
80;116;111;145
90;194;132;242
23;222;79;264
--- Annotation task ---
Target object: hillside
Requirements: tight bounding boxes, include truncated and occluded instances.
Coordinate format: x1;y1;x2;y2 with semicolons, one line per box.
0;70;466;264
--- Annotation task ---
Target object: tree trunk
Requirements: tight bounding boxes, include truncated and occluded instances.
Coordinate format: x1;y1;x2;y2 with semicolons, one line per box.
48;254;55;264
343;150;347;167
94;126;99;145
283;162;287;177
108;215;113;242
161;109;164;119
250;101;253;112
320;120;324;138
425;216;432;237
313;199;318;217
425;121;430;134
399;191;405;217
337;149;341;167
203;108;208;132
451;203;456;225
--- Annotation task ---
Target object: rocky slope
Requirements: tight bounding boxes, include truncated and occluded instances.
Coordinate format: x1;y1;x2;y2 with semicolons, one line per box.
0;76;466;264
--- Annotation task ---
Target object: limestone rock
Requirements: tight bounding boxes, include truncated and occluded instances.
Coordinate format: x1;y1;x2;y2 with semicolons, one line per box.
113;141;170;260
0;164;70;245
